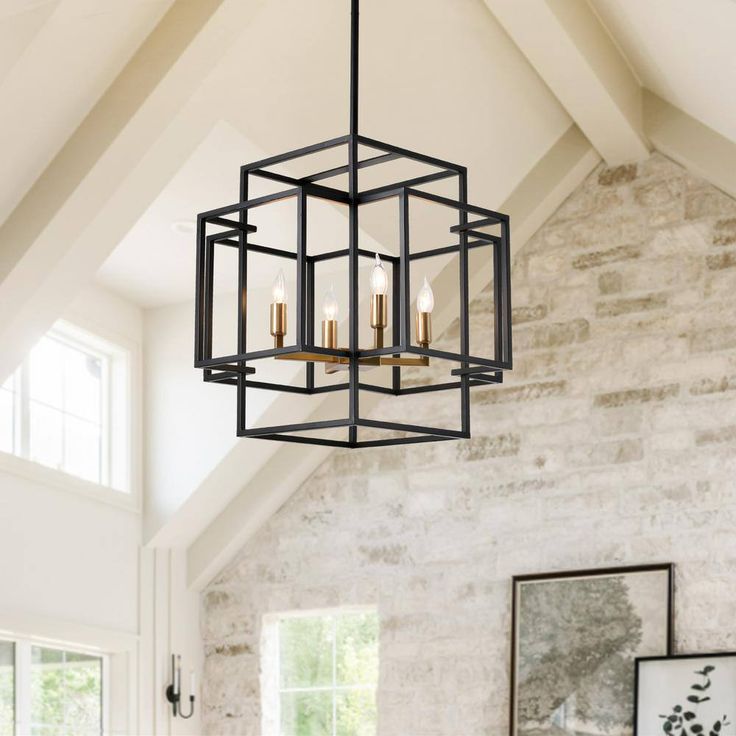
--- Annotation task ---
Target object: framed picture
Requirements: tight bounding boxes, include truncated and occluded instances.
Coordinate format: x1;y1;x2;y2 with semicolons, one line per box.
510;563;674;736
635;653;736;736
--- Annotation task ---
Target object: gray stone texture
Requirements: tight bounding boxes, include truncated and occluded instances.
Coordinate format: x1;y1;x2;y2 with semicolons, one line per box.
201;154;736;735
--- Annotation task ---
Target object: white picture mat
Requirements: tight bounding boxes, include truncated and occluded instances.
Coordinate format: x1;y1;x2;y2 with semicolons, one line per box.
637;657;736;736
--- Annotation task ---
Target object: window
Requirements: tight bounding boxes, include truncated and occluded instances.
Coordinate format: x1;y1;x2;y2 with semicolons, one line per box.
0;642;13;736
31;646;102;736
0;639;105;736
0;321;131;492
266;610;379;736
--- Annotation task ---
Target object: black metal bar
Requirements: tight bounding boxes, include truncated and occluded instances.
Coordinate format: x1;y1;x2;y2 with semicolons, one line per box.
240;418;351;437
391;257;401;393
359;169;457;199
458;168;470;437
355;434;458;449
245;380;312;395
236;169;249;434
405;345;510;370
251;434;352;448
357;418;465;439
449;216;500;233
208;216;257;233
500;217;512;367
245;242;298;260
247;170;351;204
203;230;215;360
407;239;494;261
347;0;360;445
194;216;206;363
399;190;411;350
198;188;300;220
305;152;400;182
463;230;500;243
310;247;399;264
357;134;464;173
296;189;307;346
451;365;503;376
306;259;315;390
240;135;350;172
406;188;508;221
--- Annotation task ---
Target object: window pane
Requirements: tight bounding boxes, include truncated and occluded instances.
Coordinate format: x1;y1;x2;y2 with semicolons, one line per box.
280;617;334;689
29;337;64;410
280;691;332;736
29;402;63;471
31;647;101;736
63;346;102;423
0;641;13;736
335;613;379;687
63;417;101;483
335;689;376;736
0;389;14;455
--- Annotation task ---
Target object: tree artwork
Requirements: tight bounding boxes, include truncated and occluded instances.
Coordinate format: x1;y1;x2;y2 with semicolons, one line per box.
518;575;644;735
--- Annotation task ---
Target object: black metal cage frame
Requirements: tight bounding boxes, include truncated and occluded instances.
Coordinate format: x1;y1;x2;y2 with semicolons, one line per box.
193;0;512;448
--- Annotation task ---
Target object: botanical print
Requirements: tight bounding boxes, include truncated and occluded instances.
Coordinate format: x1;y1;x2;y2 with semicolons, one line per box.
513;568;671;736
637;656;736;736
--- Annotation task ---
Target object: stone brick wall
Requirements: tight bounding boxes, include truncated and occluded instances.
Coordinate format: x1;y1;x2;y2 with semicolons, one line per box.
201;154;736;735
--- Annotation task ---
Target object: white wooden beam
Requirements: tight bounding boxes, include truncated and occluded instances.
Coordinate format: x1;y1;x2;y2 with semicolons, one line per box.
0;0;266;383
644;90;736;200
484;0;649;165
186;124;600;590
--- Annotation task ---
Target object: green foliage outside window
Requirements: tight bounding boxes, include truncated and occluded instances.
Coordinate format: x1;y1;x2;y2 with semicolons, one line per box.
279;612;378;736
31;647;102;736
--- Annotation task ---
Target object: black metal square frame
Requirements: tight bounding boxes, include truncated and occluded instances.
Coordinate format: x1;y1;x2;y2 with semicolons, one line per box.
194;133;511;448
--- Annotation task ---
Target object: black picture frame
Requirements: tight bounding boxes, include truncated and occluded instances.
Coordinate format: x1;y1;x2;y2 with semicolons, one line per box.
634;652;736;736
510;563;675;736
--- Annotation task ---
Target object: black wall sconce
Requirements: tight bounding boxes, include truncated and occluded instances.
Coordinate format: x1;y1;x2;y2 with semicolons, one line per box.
165;654;195;719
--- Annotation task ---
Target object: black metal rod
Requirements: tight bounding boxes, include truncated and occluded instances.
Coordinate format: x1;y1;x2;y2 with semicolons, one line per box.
240;135;350;172
199;188;300;220
305;152;400;182
359;169;458;199
357;134;465;173
450;216;500;233
350;0;359;138
208;216;257;233
458;168;470;436
247;170;350;204
407;239;493;261
399;191;411;350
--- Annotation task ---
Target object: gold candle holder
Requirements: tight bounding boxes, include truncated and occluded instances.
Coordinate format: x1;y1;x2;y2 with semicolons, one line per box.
270;302;287;348
416;311;432;348
370;293;388;348
322;319;338;349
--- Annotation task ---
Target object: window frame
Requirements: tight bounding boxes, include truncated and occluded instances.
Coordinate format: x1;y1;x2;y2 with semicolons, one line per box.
261;606;379;736
0;319;138;511
0;636;109;736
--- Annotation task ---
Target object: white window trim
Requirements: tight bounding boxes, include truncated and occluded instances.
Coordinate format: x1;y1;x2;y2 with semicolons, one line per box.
0;612;137;736
261;606;378;736
0;318;141;513
3;635;109;736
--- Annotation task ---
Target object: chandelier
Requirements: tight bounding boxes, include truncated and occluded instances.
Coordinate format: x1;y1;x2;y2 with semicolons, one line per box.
194;0;512;448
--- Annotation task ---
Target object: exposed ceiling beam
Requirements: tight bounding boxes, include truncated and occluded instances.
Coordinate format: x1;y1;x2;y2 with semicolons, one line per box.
186;123;601;590
484;0;650;165
644;90;736;200
0;0;268;383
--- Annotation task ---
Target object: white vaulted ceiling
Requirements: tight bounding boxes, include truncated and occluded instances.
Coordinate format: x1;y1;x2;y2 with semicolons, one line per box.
591;0;736;143
0;0;173;226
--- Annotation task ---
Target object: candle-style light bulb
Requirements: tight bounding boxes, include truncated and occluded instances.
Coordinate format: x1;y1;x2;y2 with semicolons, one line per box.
417;277;434;314
272;268;287;304
322;285;339;321
415;276;434;347
270;269;287;347
322;285;338;351
370;253;389;296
